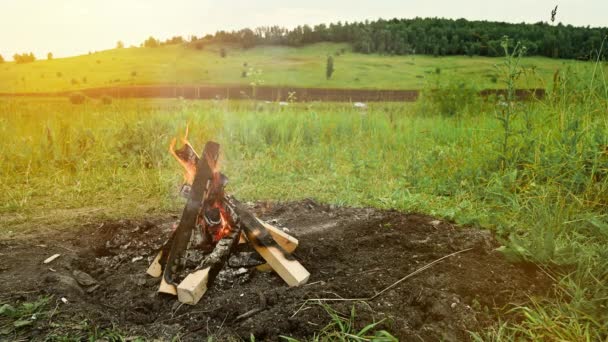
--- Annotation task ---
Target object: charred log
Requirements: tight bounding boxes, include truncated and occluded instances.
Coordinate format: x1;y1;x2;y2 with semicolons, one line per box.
161;141;219;292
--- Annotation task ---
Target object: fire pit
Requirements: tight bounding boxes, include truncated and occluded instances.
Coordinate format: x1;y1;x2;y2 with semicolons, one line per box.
146;131;309;305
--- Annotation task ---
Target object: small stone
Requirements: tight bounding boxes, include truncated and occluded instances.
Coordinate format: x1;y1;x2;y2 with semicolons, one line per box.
72;270;97;287
451;302;458;309
131;256;143;263
235;267;248;275
430;220;441;227
61;297;68;304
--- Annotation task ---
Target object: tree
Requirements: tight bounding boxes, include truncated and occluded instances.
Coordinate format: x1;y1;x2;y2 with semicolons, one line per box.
326;55;334;80
13;52;35;64
143;36;159;48
219;48;227;58
116;41;124;49
0;54;4;63
47;52;53;60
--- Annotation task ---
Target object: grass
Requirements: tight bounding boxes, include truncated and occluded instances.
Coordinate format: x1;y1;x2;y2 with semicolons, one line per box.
1;45;607;340
1;42;604;93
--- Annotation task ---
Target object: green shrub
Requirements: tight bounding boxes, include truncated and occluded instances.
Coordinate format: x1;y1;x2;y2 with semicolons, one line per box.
420;77;479;116
68;92;86;104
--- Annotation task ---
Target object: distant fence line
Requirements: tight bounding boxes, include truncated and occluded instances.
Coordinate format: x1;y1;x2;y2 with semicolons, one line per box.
0;85;545;102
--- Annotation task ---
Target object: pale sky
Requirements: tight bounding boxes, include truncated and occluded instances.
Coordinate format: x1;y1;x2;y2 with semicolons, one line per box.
1;0;606;59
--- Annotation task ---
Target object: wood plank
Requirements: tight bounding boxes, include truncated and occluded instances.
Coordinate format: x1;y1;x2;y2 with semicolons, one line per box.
227;197;309;287
158;277;177;295
248;238;310;286
258;219;299;253
177;268;210;305
146;250;163;278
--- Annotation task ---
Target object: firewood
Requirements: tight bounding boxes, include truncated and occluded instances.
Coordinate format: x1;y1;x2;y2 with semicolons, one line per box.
177;268;210;305
238;221;299;253
158;277;177;295
162;142;219;288
227;197;309;287
146;250;163;278
177;226;241;304
258;219;299;253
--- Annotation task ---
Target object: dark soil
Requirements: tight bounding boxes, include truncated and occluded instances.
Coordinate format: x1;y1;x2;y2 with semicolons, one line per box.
0;200;551;341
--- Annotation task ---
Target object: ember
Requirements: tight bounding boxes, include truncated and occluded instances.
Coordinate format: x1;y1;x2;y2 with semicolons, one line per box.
147;132;309;305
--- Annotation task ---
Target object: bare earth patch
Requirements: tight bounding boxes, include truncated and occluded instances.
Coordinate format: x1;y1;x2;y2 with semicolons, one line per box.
0;200;551;341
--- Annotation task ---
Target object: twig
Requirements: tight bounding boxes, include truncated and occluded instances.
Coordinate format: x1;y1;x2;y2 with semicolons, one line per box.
234;291;267;322
307;248;473;302
48;302;60;325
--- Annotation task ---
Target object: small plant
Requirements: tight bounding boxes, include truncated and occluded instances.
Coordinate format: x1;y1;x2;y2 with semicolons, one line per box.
281;302;397;341
220;48;227;58
241;70;247;78
101;95;112;105
82;76;87;84
56;72;62;78
131;71;137;77
71;78;79;85
0;296;51;337
494;36;527;169
69;92;86;104
326;55;334;80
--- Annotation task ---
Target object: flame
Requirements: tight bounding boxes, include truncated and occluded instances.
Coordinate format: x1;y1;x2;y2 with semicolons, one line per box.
213;203;232;242
169;124;199;184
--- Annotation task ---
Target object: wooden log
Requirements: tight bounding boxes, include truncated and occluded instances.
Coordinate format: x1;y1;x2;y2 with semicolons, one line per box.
238;221;298;253
177;226;241;304
146;250;163;278
258;219;299;253
159;277;177;295
227;197;309;287
161;141;219;289
177;268;209;305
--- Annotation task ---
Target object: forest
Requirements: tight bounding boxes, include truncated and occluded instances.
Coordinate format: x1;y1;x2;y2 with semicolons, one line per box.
193;17;608;59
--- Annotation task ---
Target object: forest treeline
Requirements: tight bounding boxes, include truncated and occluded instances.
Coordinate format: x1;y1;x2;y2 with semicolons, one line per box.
185;17;607;59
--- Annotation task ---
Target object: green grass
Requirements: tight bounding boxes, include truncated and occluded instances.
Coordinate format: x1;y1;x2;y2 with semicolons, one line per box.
1;50;607;340
1;42;604;93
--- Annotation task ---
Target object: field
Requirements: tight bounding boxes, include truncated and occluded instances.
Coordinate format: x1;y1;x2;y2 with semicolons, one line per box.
1;42;601;93
1;43;608;340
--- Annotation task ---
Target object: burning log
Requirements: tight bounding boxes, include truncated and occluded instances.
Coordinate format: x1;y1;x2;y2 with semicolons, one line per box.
159;141;219;294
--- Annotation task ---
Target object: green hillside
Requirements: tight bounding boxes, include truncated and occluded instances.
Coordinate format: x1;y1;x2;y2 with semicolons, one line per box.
0;42;601;93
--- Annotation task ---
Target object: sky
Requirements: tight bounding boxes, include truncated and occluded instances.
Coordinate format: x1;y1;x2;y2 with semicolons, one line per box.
1;0;607;59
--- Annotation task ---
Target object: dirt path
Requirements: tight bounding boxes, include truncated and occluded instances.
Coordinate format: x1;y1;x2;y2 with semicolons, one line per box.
0;200;550;341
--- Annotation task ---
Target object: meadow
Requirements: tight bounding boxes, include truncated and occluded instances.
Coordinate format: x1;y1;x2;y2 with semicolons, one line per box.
1;42;607;340
1;42;600;93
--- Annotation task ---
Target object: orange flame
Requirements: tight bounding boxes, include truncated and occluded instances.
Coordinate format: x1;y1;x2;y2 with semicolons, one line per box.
169;124;199;184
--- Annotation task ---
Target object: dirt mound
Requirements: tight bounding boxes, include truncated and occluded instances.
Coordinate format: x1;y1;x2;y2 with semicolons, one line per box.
0;200;550;341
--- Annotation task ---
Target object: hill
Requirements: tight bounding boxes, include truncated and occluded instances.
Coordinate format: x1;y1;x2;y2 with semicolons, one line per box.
1;42;601;93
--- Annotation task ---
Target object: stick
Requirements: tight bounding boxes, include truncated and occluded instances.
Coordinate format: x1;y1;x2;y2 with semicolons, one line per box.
306;248;473;302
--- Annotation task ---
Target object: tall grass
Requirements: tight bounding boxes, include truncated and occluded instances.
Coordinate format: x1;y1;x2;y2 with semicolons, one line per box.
1;49;607;339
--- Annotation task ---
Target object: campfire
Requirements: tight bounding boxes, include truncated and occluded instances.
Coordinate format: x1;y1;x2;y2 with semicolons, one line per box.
146;131;309;305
